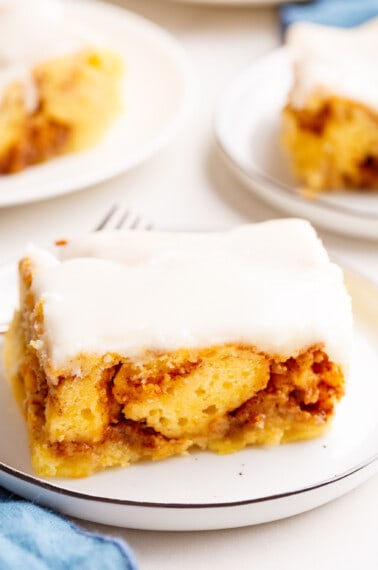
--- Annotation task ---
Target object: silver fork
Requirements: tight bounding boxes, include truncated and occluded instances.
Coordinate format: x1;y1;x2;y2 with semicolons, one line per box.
0;206;154;335
93;205;154;232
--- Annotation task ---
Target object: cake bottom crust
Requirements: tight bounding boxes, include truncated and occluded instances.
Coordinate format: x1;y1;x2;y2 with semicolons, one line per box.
4;312;345;478
282;95;378;192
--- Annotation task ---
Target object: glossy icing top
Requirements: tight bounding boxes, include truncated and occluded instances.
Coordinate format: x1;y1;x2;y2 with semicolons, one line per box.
287;18;378;110
27;219;353;373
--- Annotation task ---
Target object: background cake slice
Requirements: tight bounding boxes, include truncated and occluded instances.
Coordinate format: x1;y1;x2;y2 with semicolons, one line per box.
282;19;378;191
3;220;353;477
0;0;123;174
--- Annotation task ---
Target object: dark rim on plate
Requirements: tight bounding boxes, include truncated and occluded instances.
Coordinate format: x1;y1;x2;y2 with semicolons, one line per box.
1;454;377;509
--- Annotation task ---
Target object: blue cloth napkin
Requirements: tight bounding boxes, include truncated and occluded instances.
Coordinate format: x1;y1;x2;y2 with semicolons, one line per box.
280;0;378;31
0;487;138;570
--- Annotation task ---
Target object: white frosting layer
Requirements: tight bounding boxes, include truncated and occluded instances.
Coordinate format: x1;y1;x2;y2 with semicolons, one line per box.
0;0;93;110
27;220;353;372
286;18;378;111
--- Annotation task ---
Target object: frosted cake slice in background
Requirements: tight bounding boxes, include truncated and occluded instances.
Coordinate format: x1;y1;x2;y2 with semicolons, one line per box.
0;0;123;174
281;19;378;192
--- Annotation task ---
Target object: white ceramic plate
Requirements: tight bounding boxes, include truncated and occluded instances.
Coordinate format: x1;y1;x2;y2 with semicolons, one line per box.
0;0;196;208
214;47;378;240
1;268;377;530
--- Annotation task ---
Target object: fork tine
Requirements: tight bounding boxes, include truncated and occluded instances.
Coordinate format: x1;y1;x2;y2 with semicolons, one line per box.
94;205;153;232
114;210;130;229
93;204;117;231
129;215;141;230
120;213;154;230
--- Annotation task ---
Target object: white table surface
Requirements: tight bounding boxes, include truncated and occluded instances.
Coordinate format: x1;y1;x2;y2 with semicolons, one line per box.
1;1;377;568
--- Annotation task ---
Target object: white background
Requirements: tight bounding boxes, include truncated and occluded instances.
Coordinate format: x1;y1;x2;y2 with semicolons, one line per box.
0;1;377;568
